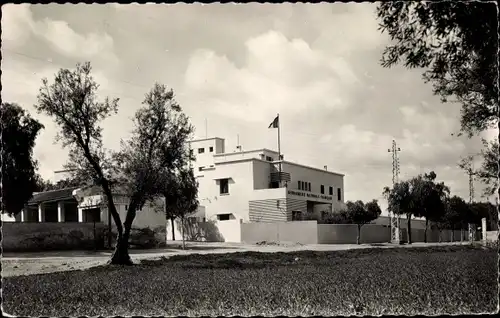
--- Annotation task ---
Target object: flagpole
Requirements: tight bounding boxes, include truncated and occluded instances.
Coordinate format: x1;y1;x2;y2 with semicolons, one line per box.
277;113;282;178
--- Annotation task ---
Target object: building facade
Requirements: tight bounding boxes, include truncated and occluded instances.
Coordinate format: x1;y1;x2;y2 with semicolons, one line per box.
191;137;345;224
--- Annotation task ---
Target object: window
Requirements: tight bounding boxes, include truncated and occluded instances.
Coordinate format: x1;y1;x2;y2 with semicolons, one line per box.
297;181;301;190
329;186;333;195
220;178;229;194
266;156;273;162
199;166;205;171
337;188;342;201
308;182;311;192
209;146;214;152
320;185;325;194
217;214;231;221
198;148;205;154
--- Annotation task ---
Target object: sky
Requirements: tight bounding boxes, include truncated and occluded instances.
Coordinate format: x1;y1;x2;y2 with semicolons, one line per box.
1;3;496;220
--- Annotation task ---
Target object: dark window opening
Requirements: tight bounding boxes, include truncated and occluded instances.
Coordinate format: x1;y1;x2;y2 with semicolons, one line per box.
270;181;279;188
199;166;204;171
266;156;273;162
308;182;311;192
83;208;101;222
329;186;333;195
209;146;214;152
320;185;325;194
337;188;342;201
218;214;231;221
198;148;205;154
220;178;229;194
297;180;301;190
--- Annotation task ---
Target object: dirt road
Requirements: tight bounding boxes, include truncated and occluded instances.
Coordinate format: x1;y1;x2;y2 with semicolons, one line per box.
2;241;471;277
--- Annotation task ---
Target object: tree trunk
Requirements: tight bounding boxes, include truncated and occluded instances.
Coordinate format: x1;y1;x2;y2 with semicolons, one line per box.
110;204;136;265
407;214;412;244
110;229;133;265
424;219;428;243
165;217;168;246
438;230;442;243
356;224;361;245
181;216;186;250
451;225;455;242
171;217;176;241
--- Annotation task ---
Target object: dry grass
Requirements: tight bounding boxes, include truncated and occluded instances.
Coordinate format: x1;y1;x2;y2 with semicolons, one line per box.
3;245;498;316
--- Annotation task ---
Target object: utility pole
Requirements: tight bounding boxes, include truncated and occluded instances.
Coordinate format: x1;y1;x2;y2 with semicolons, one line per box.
468;160;475;243
388;140;401;244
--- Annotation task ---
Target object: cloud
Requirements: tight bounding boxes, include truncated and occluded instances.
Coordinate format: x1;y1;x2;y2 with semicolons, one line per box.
184;30;359;122
1;4;117;65
36;19;117;63
1;4;36;48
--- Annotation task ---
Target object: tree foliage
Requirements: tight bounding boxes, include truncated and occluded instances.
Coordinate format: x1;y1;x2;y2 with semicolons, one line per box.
377;2;498;137
162;167;199;247
1;103;44;216
35;175;81;192
343;199;382;244
458;138;498;198
35;62;194;264
383;171;450;244
410;171;450;242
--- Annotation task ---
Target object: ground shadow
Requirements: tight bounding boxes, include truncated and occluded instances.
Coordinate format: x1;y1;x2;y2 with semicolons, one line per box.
179;218;225;242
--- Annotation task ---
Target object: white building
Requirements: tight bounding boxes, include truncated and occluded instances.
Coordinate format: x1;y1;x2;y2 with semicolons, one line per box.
191;137;345;224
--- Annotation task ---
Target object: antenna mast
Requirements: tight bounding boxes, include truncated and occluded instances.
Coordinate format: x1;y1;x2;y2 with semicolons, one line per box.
388;140;401;244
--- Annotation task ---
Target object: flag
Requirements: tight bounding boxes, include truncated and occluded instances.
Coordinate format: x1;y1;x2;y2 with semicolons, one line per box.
268;115;279;128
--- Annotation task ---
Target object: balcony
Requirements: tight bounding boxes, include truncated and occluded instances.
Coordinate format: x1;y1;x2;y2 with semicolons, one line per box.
269;171;291;189
270;171;291;183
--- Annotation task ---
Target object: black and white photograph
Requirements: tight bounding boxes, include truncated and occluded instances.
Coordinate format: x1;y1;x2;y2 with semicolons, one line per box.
1;2;498;316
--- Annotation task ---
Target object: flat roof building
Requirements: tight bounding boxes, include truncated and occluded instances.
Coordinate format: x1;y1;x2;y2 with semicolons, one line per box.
190;137;345;224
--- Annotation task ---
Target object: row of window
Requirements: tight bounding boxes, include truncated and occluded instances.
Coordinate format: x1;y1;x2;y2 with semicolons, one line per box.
298;180;342;201
198;146;214;154
298;180;311;192
218;178;341;201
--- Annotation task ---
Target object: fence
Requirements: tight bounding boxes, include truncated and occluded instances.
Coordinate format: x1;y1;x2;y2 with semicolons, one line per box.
2;222;107;252
241;221;482;245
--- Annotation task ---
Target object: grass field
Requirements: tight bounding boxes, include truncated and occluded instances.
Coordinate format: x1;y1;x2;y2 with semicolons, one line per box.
3;245;498;316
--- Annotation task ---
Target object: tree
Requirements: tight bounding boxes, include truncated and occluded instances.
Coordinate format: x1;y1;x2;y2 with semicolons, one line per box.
1;103;44;216
35;62;194;264
35;175;81;192
162;166;199;247
383;181;416;244
443;196;470;241
458;138;498;198
410;171;450;242
377;2;498;138
344;200;382;244
467;201;495;228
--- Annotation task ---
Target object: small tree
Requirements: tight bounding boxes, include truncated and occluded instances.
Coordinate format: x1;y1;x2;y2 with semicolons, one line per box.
1;103;44;216
383;181;417;244
444;196;470;241
162;167;199;249
344;200;382;244
411;172;450;242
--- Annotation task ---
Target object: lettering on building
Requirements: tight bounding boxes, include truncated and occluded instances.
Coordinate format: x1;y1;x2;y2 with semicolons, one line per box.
287;190;332;201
